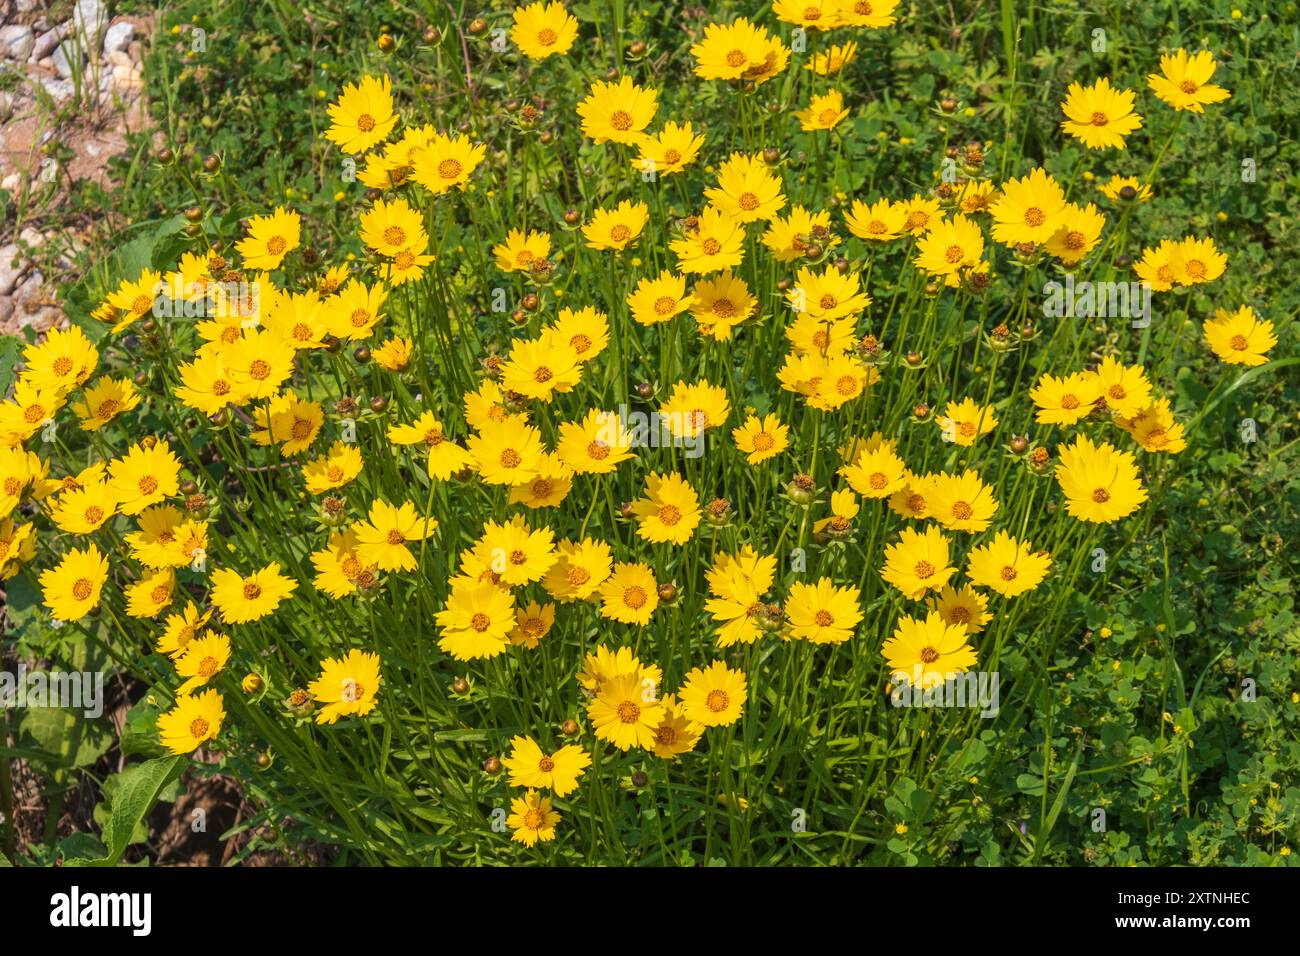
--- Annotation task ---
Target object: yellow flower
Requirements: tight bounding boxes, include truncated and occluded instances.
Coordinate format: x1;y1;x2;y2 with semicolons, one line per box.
302;441;364;494
627;270;693;325
1031;370;1104;425
806;41;858;75
509;600;556;648
1059;78;1143;149
786;578;863;644
236;207;301;271
542;537;613;602
840;444;907;498
732;413;789;465
322;278;388;340
787;263;871;320
157;602;211;658
576;76;657;145
468;417;546;484
510;1;579;60
250;391;325;457
555;409;635;474
492;228;552;273
174;632;232;694
502;735;590;794
547;307;608;363
678;660;746;726
842;197;904;243
352;499;437;572
157;689;225;755
411;132;487;194
470;513;556;587
48;480;117;535
508;452;573;509
507;790;561;847
210;563;298;624
501;335;582;402
73;377;140;431
837;0;901;28
936;397;998;446
795;89;850;131
1203;305;1275;367
598;562;659;625
659;379;730;438
633;120;704;177
103;268;164;333
925;469;999;532
108;440;182;515
39;543;109;621
989;167;1067;246
914;213;985;280
359;196;428;259
773;0;841;30
650;694;702;759
582;199;649;251
966;531;1053;597
1093;355;1152;419
1171;235;1227;286
308;649;382;725
881;525;956;600
588;673;664;750
373;335;412;372
1099;175;1152;204
125;567;176;619
1055;434;1148;523
1117;399;1188;454
21;325;98;394
1147;49;1231;113
690;18;784;82
762;205;836;262
0;517;36;580
436;577;516;660
1043;202;1106;264
670;205;745;274
632;472;701;545
325;74;398;153
310;528;378;598
883;612;976;689
704;152;786;224
925;585;993;635
690;270;756;341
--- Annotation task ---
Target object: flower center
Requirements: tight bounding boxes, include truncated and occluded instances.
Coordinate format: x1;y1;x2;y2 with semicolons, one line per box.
586;441;610;460
610;111;633;131
725;49;747;67
706;689;730;712
753;431;775;451
919;647;939;664
814;610;834;627
951;501;973;520
914;560;935;579
738;192;759;211
617;700;640;723
500;449;522;468
357;114;376;132
386;529;406;545
438;158;464;180
383;226;406;246
1061;394;1079;409
567;566;591;587
1089;111;1109;126
537;28;557;46
610;224;631;243
1229;334;1248;350
1000;566;1018;581
470;612;491;632
1023;207;1045;227
1092;488;1110;503
623;585;647;609
72;578;93;601
243;582;263;600
249;359;271;380
189;717;210;738
653;295;677;315
657;504;682;526
266;236;287;256
945;244;965;264
701;237;721;255
139;475;159;495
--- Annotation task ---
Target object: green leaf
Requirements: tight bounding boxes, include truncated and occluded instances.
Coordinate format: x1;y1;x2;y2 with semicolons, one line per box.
0;334;22;397
68;756;187;867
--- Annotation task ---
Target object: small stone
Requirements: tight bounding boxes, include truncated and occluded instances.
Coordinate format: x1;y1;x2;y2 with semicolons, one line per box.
30;25;66;62
1;173;20;193
0;25;35;61
52;42;82;80
74;0;107;46
127;39;143;62
107;49;130;68
0;243;27;296
19;228;46;250
103;21;134;55
39;77;74;103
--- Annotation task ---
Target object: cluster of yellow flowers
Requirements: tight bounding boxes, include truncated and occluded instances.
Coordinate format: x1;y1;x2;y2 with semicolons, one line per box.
5;1;1277;850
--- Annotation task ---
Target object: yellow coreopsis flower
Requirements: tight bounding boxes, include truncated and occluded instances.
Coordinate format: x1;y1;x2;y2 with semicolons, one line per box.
967;531;1053;597
157;689;225;755
493;228;552;273
74;377;140;431
411;133;487;195
436;577;516;661
627;270;693;326
925;469;999;533
670;206;745;274
108;440;182;515
1147;49;1230;113
308;649;382;725
1203;305;1275;367
502;735;591;795
795;89;850;131
21;325;97;394
39;543;109;621
125;567;175;619
352;499;437;572
705;152;786;224
174;632;232;694
989;167;1067;246
883;612;976;689
302;441;364;494
936;397;998;446
236;207;301;271
210;563;298;624
510;1;579;60
678;660;746;726
1059;78;1143;149
881;525;956;600
631;472;701;545
577;76;657;145
588;673;664;750
732;413;789;465
598;562;659;625
325;74;398;153
785;578;863;644
507;790;561;847
582;200;649;251
1055;434;1148;523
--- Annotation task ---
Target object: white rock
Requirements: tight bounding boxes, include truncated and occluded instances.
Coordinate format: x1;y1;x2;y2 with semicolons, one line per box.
0;91;14;122
52;42;82;80
74;0;107;45
0;25;34;61
39;77;74;103
1;173;20;193
30;25;66;62
0;243;27;296
103;21;134;55
19;228;45;250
